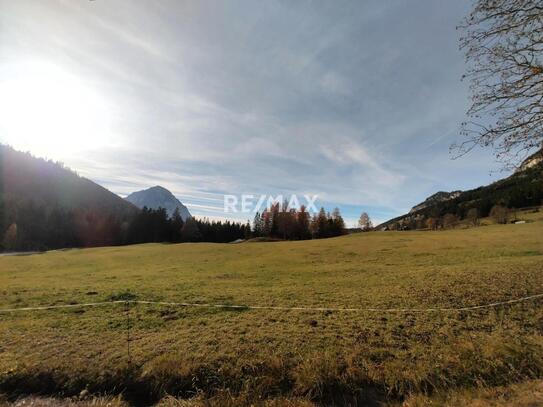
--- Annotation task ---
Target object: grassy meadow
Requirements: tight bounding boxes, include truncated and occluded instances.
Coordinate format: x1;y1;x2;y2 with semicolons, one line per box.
1;209;543;405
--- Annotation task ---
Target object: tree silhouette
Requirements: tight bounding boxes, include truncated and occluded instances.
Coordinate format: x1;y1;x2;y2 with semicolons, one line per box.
455;0;543;166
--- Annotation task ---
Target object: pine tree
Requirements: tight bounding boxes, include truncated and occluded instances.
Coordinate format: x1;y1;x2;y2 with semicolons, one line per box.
180;218;202;242
262;209;272;237
269;203;280;237
315;207;328;239
330;207;345;236
170;207;185;242
252;212;263;237
244;221;252;239
297;205;311;240
309;213;318;238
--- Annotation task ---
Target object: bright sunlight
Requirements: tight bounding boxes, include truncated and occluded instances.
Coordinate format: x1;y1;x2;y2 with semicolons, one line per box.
0;61;113;159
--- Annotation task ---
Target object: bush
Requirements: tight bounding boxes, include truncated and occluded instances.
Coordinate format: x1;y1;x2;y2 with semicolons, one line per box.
442;214;459;229
490;205;508;224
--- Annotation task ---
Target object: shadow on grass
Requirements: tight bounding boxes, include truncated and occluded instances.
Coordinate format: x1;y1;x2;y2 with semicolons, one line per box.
108;291;139;302
1;334;543;406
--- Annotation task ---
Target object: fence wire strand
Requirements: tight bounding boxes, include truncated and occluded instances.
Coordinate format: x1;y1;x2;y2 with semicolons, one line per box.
1;292;543;314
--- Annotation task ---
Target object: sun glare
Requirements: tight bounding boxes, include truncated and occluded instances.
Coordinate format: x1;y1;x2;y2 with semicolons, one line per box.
0;61;113;160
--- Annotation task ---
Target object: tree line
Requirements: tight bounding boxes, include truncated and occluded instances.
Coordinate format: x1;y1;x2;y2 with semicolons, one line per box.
0;202;252;251
1;200;348;251
386;203;538;232
252;203;345;240
125;207;251;244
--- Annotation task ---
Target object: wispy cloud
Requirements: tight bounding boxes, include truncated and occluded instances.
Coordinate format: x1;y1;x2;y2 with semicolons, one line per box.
0;0;506;227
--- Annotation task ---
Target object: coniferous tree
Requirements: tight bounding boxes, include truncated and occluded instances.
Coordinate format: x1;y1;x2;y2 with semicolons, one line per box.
262;210;272;237
269;203;280;237
330;207;346;236
181;218;202;242
315;207;328;238
309;213;318;238
297;205;311;240
244;221;252;239
252;212;263;237
170;207;185;242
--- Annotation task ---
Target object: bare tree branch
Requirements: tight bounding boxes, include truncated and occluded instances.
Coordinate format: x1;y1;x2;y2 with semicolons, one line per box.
453;0;543;169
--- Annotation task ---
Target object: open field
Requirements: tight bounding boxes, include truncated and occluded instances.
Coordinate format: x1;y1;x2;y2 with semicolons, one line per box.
1;210;543;405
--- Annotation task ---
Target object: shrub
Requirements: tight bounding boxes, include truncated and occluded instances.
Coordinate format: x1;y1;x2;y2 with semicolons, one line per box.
442;214;459;229
490;205;508;224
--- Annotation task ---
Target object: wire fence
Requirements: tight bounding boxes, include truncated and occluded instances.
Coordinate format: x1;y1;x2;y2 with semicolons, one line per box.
1;292;543;314
1;293;542;366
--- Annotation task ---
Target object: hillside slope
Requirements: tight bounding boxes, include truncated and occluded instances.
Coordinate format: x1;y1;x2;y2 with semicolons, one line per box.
379;148;543;229
125;185;191;220
0;145;138;250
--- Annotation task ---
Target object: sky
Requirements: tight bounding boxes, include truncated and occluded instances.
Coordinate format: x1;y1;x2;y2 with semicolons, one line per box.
0;0;508;226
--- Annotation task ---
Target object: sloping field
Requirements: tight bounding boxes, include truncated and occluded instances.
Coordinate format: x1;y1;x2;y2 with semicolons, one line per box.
1;213;542;405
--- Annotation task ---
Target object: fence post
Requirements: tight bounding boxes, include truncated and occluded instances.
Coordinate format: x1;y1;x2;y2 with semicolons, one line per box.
125;300;131;364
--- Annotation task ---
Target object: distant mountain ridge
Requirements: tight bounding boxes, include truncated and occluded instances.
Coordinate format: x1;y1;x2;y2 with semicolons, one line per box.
379;147;543;229
125;186;191;220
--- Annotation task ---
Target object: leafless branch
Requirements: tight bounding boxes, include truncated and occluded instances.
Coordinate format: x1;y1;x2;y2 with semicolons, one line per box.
453;0;543;168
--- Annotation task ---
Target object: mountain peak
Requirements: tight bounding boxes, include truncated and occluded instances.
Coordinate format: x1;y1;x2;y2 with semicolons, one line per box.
125;186;191;220
150;185;170;192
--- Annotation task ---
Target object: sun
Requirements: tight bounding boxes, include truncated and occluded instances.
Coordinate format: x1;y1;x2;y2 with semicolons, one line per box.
0;61;113;160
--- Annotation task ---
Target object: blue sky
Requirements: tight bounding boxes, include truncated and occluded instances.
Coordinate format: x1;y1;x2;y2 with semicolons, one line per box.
0;0;508;226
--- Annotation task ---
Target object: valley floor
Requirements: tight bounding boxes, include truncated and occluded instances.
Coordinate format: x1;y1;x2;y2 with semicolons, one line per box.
0;209;542;405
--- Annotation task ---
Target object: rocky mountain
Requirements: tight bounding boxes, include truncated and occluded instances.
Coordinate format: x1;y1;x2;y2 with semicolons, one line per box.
517;148;543;173
125;186;191;220
379;147;543;230
409;190;462;214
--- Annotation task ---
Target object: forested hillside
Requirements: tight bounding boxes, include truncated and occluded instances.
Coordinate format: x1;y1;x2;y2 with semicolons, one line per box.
379;149;543;230
0;145;138;250
0;146;252;250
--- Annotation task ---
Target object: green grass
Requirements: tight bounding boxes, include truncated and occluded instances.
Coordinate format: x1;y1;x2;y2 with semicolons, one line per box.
1;213;543;405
